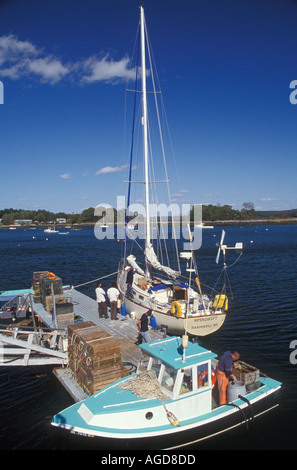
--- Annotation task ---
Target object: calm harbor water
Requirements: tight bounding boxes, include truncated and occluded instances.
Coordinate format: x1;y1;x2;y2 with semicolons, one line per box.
0;224;296;450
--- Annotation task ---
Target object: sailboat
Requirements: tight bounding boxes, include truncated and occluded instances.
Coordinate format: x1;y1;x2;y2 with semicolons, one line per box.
117;6;242;337
195;223;214;229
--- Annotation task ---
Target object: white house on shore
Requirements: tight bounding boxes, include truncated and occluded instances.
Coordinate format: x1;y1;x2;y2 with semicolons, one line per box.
14;219;33;225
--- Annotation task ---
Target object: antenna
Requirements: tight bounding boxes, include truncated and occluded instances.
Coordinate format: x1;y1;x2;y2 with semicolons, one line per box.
216;230;243;264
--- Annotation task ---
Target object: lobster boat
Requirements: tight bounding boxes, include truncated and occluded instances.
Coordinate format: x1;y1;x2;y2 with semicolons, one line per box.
51;336;282;450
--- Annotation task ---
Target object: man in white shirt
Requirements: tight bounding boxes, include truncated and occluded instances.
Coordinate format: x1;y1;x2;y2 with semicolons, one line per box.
107;281;120;320
95;282;108;319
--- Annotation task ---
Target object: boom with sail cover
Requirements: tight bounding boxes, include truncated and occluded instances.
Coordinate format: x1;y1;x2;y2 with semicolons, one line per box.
144;243;179;279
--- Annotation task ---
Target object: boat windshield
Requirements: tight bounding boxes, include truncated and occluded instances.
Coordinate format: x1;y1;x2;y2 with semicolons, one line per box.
150;357;162;379
161;365;177;393
198;364;209;388
180;367;193;394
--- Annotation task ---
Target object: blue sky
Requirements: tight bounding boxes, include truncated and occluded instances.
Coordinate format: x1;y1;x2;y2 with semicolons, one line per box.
1;0;297;214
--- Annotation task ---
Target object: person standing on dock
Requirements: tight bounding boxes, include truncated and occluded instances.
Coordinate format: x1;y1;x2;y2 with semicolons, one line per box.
216;350;240;405
136;310;152;343
95;282;108;319
107;282;120;320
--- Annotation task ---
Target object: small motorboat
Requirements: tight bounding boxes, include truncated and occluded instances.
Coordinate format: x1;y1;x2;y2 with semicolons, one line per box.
44;226;58;233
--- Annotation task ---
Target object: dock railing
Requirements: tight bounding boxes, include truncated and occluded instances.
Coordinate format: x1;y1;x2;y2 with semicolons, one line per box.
0;326;68;366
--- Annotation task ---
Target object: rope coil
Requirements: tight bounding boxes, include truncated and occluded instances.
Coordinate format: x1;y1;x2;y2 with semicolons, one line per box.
120;371;168;401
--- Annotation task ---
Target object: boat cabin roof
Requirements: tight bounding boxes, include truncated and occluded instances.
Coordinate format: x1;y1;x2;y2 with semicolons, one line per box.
139;337;217;370
147;283;187;293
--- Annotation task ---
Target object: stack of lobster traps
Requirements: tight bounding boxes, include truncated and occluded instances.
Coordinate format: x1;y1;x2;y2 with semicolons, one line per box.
67;321;130;395
33;271;63;305
32;271;74;327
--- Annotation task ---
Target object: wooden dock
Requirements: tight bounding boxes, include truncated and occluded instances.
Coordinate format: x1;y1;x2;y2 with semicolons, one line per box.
33;288;166;402
35;287;165;363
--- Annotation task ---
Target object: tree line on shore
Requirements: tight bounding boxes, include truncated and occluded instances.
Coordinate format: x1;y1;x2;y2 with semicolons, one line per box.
1;203;297;226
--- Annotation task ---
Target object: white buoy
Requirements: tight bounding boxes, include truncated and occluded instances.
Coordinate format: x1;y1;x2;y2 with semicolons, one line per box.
182;335;188;363
182;335;188;349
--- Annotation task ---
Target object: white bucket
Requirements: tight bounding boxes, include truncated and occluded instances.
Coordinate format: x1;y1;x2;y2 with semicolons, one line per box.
227;381;246;402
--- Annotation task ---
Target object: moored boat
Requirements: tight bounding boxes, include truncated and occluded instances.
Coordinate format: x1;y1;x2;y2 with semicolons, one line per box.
51;335;282;450
44;226;58;233
117;6;243;337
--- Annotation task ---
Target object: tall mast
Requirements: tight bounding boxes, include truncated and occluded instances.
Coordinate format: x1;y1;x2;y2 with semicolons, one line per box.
140;5;150;250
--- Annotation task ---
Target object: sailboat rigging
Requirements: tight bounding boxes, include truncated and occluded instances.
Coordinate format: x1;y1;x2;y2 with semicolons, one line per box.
117;6;242;336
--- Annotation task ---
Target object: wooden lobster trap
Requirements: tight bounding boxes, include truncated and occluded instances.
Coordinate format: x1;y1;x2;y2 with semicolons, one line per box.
232;360;260;385
68;321;130;395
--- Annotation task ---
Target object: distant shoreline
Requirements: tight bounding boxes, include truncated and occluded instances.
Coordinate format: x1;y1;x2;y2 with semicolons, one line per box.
203;218;297;226
1;218;297;228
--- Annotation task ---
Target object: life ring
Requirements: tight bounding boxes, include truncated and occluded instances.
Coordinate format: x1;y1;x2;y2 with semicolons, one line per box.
171;301;182;318
198;369;216;389
47;271;56;280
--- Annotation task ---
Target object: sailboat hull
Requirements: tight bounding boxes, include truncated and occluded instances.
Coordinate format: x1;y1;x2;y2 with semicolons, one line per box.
122;293;226;336
118;267;226;337
182;312;226;336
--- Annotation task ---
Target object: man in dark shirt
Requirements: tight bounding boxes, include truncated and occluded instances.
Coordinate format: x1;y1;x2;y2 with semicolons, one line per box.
216;350;240;405
126;268;134;297
136;310;151;343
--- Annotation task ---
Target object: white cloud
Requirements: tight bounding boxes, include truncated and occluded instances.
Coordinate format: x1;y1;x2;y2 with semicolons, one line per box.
171;189;190;198
60;173;72;179
0;34;136;85
80;55;135;84
95;164;128;175
0;34;39;80
260;197;277;202
203;193;219;198
0;34;39;65
28;57;69;84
